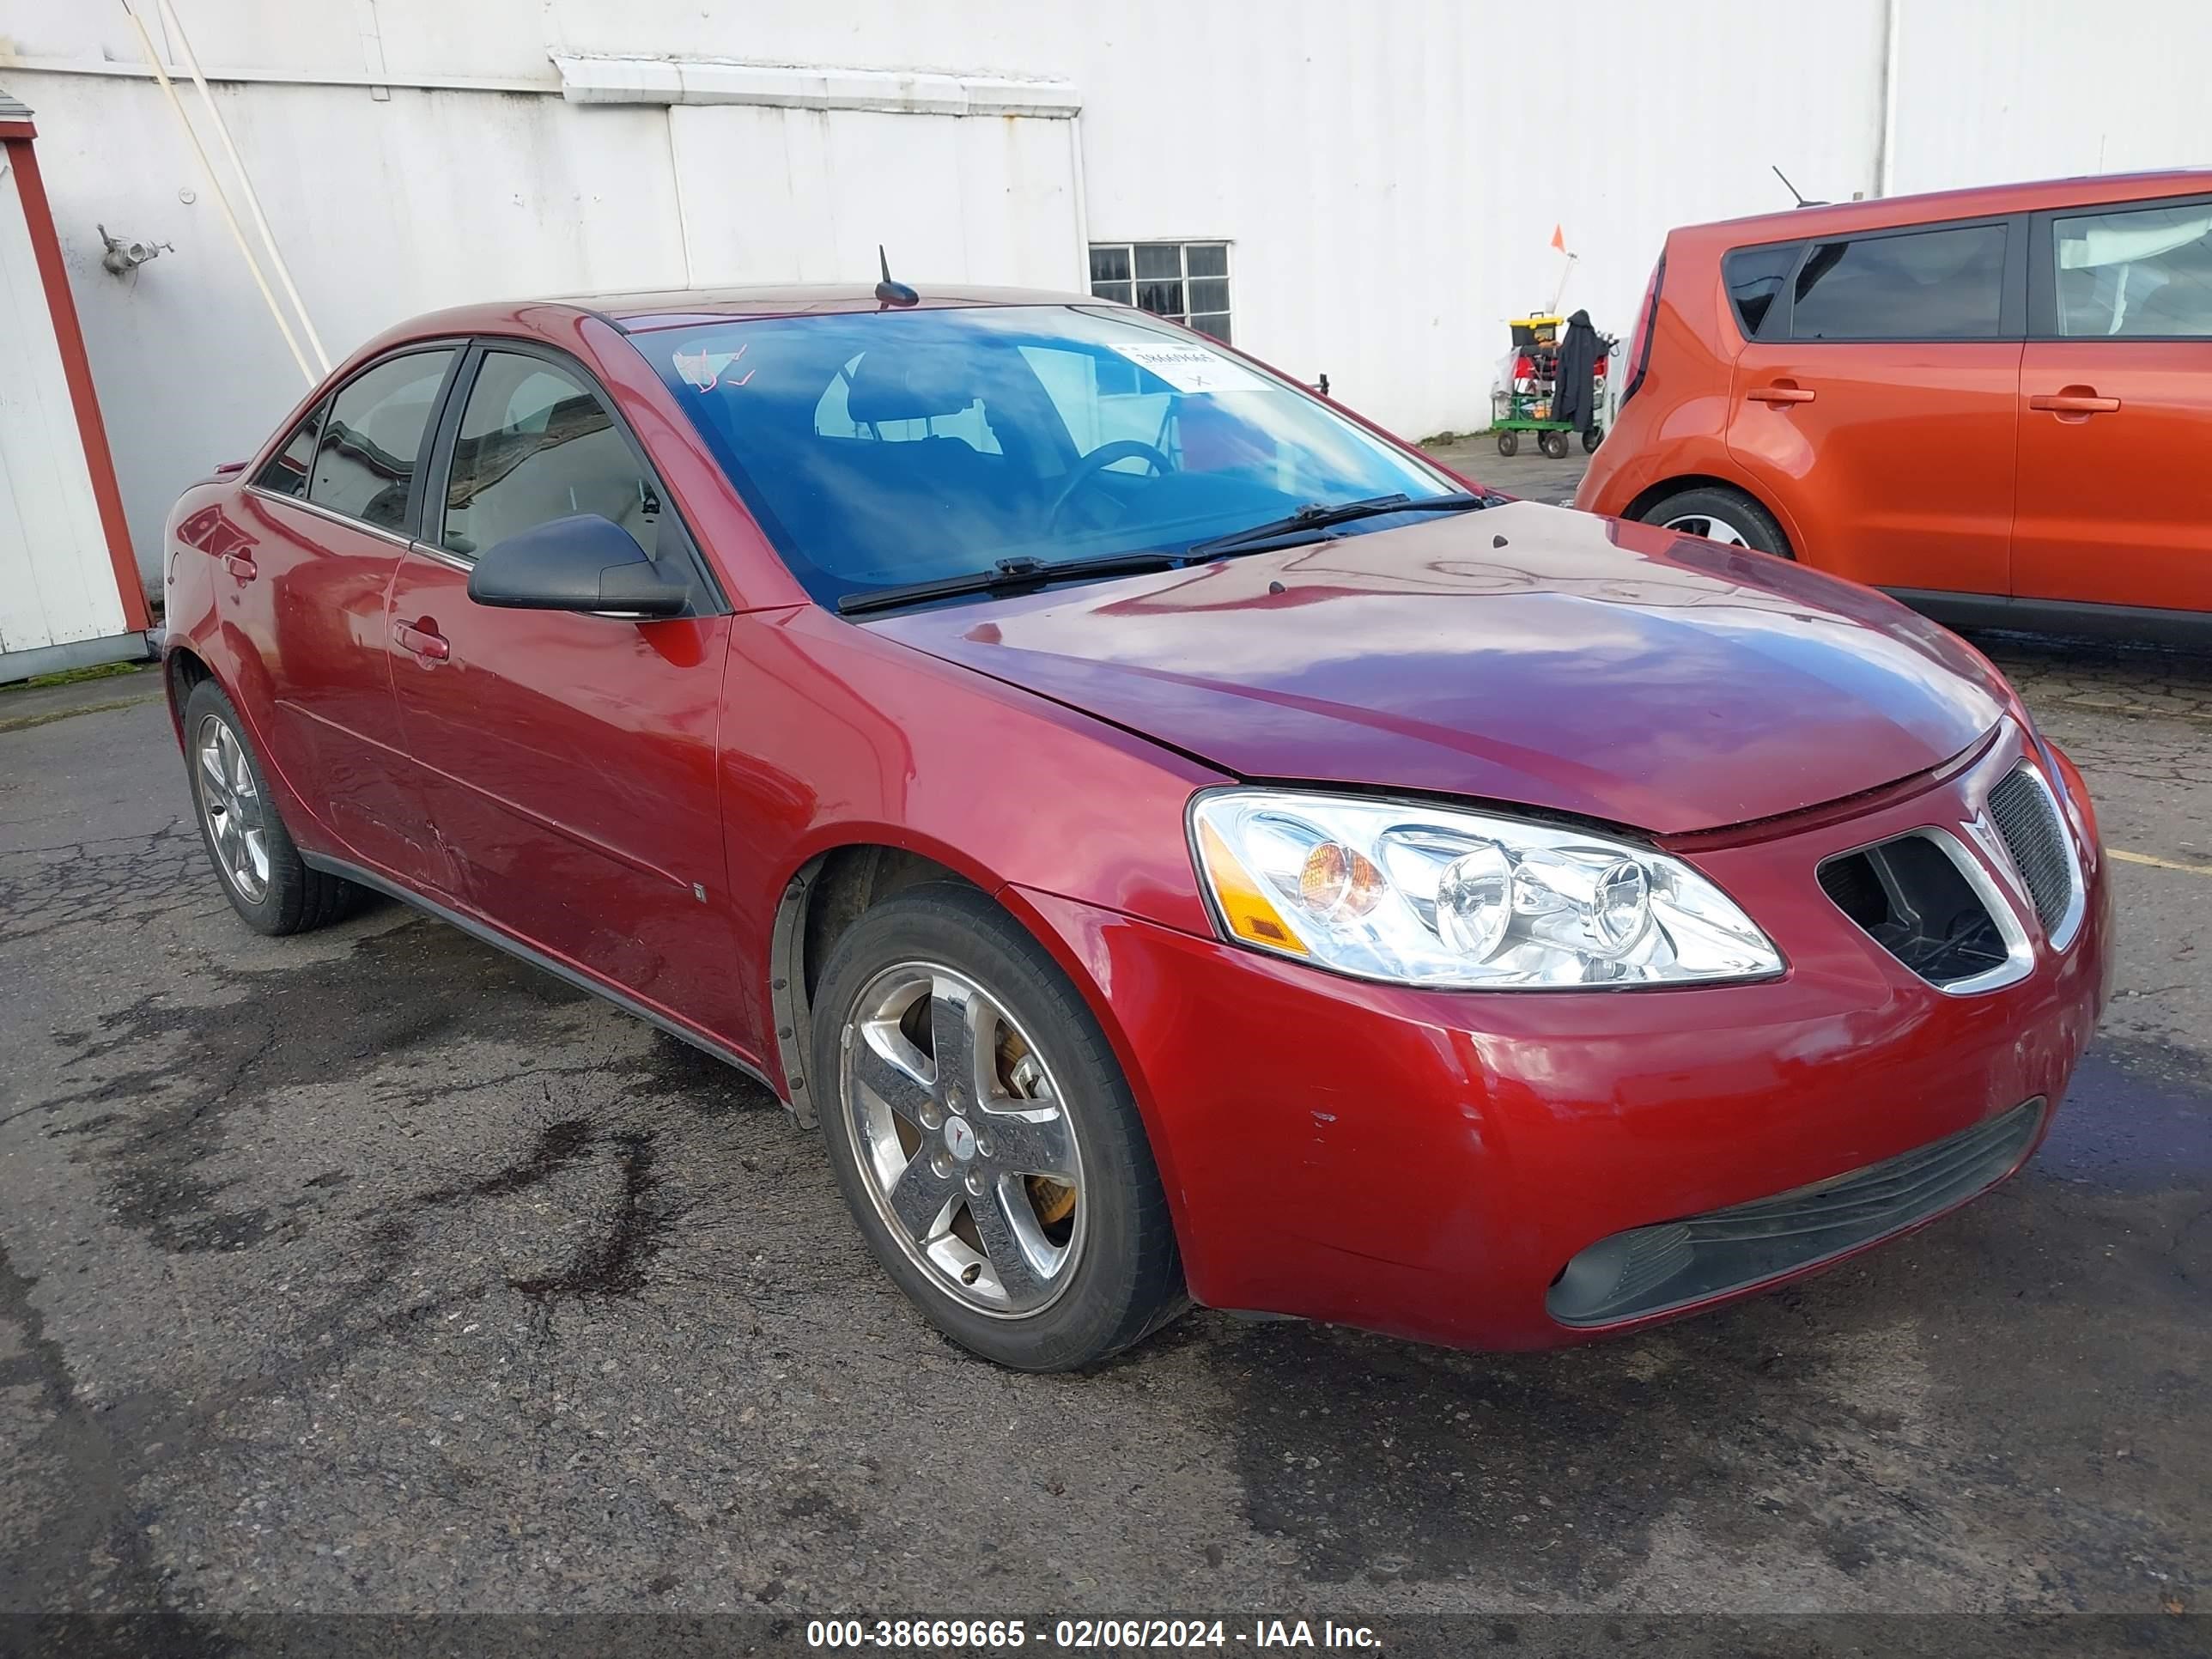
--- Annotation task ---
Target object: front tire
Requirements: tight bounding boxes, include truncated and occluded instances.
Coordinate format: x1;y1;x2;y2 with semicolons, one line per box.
182;678;362;935
1638;484;1792;558
811;883;1184;1370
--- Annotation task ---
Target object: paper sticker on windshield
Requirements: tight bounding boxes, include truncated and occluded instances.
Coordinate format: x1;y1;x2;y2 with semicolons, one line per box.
672;340;753;392
1107;341;1267;395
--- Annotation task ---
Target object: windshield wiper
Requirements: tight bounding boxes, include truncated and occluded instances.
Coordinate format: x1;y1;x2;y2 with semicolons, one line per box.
836;550;1183;617
1186;490;1493;559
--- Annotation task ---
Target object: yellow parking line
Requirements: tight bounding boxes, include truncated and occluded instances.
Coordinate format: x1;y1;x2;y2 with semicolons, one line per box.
2110;848;2212;878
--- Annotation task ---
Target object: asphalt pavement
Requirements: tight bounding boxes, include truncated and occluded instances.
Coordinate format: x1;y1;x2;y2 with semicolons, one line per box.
2;488;2207;1656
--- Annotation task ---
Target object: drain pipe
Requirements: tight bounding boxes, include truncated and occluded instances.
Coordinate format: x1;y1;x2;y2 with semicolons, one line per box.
1873;0;1901;198
156;0;331;374
118;0;317;386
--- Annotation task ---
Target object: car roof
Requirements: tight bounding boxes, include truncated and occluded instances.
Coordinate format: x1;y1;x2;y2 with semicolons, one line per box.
353;284;1103;359
569;283;1091;331
1676;168;2212;245
586;283;1090;330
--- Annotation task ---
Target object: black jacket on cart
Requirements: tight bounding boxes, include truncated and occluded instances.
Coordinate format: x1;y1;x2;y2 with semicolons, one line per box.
1553;309;1601;434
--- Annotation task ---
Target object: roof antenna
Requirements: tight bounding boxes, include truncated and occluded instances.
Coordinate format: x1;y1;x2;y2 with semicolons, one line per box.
1772;165;1826;209
875;246;919;309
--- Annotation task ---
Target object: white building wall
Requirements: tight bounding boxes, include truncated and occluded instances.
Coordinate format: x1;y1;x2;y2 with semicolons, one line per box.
0;0;2202;594
1886;1;2212;195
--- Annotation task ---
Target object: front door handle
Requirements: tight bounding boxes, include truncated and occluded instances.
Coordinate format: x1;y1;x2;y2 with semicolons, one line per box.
1747;382;1816;405
2029;387;2121;416
392;618;450;662
222;554;258;580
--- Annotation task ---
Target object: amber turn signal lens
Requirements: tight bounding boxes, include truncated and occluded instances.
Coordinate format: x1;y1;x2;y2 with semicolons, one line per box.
1196;819;1309;955
1297;841;1387;919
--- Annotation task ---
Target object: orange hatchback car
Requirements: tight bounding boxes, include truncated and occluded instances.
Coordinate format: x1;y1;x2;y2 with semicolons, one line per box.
1577;169;2212;639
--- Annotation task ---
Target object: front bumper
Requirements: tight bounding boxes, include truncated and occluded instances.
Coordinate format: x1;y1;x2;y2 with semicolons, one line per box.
1012;732;2112;1352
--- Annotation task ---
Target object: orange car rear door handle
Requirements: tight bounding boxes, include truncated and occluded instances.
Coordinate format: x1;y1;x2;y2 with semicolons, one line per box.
392;619;451;661
1747;383;1816;405
2029;390;2122;415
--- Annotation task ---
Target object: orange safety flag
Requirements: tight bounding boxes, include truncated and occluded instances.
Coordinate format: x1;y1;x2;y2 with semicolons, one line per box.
1550;224;1568;253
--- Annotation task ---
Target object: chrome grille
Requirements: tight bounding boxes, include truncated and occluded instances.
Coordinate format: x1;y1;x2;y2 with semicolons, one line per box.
1987;766;2078;940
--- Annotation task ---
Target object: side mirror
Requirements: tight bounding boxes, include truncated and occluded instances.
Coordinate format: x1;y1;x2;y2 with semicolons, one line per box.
465;514;690;619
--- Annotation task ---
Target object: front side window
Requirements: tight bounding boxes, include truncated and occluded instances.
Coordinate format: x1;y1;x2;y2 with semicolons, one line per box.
647;305;1454;609
442;352;662;559
1090;242;1232;341
253;401;325;500
307;350;454;531
2053;202;2212;337
1791;224;2008;341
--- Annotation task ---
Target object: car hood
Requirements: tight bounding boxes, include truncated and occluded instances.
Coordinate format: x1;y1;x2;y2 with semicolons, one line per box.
866;501;2008;836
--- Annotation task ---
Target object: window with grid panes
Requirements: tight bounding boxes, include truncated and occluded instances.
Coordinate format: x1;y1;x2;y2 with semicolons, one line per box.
1089;242;1231;341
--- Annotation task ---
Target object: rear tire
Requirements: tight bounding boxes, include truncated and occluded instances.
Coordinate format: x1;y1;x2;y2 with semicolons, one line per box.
1582;425;1603;453
1638;484;1792;559
1539;428;1570;459
183;678;363;936
811;883;1185;1370
1496;429;1520;457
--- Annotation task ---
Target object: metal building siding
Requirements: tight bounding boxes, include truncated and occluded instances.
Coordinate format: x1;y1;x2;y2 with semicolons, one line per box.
1;0;2204;584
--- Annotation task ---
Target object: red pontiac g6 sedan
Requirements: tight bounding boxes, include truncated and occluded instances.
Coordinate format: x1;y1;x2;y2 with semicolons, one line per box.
163;286;2112;1370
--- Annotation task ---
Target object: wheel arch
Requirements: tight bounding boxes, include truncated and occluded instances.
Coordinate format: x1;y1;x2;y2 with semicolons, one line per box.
768;840;999;1128
766;836;1203;1303
762;837;1183;1200
162;642;215;750
1620;474;1800;557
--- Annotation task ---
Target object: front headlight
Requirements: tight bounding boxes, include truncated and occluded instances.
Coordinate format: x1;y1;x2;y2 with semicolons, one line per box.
1189;789;1783;989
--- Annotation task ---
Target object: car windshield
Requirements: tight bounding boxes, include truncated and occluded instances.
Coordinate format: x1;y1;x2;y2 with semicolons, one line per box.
643;304;1459;609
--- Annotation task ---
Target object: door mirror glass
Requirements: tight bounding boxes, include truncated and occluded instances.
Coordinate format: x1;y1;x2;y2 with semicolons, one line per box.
465;514;689;618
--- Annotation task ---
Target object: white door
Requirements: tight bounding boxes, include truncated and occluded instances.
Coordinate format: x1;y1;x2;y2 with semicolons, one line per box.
668;105;1084;291
0;156;128;660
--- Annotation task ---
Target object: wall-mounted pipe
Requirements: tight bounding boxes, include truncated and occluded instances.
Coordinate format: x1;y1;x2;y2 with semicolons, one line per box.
1874;0;1902;198
156;0;330;373
118;0;317;385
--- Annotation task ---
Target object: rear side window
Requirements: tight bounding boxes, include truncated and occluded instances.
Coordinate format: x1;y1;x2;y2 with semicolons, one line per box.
1722;242;1801;337
252;403;324;499
1791;223;2008;341
442;351;663;560
307;350;455;531
2053;202;2212;337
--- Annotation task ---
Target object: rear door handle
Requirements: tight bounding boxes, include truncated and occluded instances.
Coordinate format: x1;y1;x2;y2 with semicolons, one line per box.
392;619;450;662
1747;383;1816;405
2029;388;2121;416
222;554;258;580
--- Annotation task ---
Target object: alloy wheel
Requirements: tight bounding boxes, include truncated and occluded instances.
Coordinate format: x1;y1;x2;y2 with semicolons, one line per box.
1661;513;1750;547
840;963;1086;1317
194;713;270;902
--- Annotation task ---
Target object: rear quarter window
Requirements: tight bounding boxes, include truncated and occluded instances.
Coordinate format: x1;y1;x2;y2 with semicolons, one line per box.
1721;242;1802;338
252;404;324;499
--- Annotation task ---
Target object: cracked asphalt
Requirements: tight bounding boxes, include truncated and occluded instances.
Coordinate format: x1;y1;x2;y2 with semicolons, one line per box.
2;489;2207;1653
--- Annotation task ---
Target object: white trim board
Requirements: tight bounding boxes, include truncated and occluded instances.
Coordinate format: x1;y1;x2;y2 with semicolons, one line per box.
551;55;1080;118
